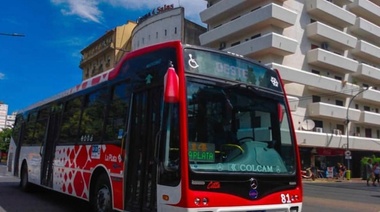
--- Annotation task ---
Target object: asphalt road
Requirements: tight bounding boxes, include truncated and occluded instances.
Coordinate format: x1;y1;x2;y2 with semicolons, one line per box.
303;178;380;212
0;163;88;212
1;162;380;211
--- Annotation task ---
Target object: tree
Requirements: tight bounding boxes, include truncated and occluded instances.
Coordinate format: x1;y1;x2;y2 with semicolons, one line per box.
0;128;12;153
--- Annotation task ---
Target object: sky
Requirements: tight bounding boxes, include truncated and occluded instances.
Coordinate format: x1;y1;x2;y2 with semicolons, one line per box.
0;0;207;113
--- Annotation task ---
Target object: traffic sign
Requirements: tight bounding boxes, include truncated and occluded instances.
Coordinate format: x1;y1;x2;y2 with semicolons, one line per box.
345;150;351;156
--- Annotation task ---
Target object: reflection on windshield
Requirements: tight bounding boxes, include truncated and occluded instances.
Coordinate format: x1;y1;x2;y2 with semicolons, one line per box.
186;80;295;175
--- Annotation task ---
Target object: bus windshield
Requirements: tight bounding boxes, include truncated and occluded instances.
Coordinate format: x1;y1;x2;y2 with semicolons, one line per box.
184;49;296;175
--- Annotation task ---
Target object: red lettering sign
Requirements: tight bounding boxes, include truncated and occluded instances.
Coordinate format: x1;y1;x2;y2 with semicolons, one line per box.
207;181;220;189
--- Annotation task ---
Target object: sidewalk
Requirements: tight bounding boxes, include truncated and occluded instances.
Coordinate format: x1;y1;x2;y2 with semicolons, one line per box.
303;177;363;183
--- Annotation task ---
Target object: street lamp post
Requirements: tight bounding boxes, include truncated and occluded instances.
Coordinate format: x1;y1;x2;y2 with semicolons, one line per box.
345;86;370;178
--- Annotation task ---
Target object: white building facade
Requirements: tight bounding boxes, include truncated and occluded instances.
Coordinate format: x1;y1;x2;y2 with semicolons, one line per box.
0;104;9;131
132;6;206;50
200;0;380;177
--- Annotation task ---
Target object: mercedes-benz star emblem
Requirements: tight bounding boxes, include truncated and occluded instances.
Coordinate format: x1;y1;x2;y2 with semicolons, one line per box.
249;178;258;189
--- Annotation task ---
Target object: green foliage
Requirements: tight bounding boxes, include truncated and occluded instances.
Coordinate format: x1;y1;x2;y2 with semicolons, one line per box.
361;156;380;165
0;128;12;153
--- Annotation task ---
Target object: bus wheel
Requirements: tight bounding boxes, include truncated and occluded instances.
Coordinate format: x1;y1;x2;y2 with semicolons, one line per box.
20;163;32;192
91;174;113;212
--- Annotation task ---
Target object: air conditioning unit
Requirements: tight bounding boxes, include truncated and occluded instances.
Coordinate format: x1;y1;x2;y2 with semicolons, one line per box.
333;129;342;135
315;127;323;133
321;42;329;50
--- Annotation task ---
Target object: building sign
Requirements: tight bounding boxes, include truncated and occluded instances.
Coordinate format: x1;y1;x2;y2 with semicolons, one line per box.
316;148;344;156
137;4;174;23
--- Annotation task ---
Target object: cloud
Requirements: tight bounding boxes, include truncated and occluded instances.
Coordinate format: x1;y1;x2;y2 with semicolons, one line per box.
51;0;206;25
0;72;5;80
51;0;103;23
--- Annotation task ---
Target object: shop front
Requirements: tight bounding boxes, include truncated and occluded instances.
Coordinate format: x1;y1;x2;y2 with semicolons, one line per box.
299;147;345;178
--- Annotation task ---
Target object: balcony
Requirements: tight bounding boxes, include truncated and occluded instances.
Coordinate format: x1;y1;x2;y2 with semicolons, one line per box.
353;63;380;83
351;40;380;63
307;22;357;50
308;102;360;122
226;33;298;57
349;18;380;46
199;3;297;46
200;0;247;24
306;0;356;27
334;0;354;7
347;0;380;26
307;48;358;74
269;63;357;96
296;130;380;151
355;88;380;104
369;0;380;6
360;111;380;126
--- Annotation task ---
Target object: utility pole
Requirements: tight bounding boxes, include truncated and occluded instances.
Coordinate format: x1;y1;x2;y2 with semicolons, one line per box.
345;86;371;180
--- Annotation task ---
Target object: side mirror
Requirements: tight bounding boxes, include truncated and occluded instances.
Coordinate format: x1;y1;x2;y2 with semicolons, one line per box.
164;66;179;103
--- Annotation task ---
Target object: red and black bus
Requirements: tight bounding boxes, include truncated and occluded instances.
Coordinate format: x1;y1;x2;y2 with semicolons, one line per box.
8;41;302;211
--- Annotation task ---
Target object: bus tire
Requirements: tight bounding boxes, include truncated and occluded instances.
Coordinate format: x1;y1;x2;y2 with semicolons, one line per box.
91;173;113;212
20;163;32;192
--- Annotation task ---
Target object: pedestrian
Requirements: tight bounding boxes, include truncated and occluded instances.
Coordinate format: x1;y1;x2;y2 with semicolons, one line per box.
373;162;380;186
366;159;374;186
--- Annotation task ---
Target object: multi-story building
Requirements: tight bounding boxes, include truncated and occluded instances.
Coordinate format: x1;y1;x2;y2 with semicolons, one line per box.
132;6;206;50
79;21;137;80
199;0;380;177
0;103;7;131
6;112;16;129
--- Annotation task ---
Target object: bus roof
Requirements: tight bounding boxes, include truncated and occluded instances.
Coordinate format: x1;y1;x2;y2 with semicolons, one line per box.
18;40;184;114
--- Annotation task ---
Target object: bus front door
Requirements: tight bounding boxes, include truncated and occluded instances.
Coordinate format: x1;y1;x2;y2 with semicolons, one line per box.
124;88;161;211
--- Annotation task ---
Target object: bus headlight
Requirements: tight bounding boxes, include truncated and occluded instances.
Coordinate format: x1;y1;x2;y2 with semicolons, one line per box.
194;197;209;206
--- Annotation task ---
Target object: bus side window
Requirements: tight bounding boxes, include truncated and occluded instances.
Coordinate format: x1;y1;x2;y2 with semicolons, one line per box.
59;97;83;144
104;82;131;142
80;89;108;143
23;112;38;145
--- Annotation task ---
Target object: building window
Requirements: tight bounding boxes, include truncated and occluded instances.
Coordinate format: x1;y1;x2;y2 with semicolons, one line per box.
251;34;261;39
231;41;240;47
174;27;177;34
335;100;343;106
355;104;359;109
156;32;158;38
356;127;360;136
312;95;321;103
365;128;372;138
251;6;261;12
311;44;318;49
377;130;380;139
336;124;344;134
334;76;342;80
311;69;320;75
313;120;323;128
364;106;370;111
